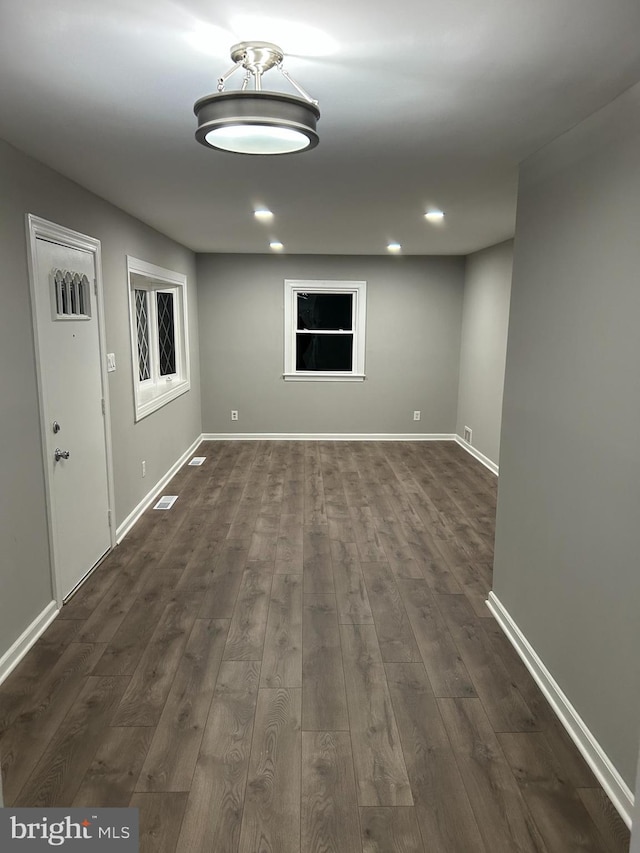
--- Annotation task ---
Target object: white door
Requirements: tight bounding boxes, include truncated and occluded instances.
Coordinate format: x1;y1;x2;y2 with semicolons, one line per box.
29;220;112;600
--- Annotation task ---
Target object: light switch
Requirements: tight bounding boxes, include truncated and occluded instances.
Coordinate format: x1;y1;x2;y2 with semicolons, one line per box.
107;353;116;372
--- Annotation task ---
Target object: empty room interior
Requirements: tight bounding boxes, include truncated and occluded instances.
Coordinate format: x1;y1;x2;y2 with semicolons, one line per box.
0;1;639;851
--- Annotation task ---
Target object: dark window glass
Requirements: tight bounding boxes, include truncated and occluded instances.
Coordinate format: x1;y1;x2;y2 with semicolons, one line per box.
54;271;64;315
296;333;353;371
156;291;176;376
297;293;352;331
61;274;69;315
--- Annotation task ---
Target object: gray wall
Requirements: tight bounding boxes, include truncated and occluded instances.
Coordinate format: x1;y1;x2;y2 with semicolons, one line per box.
197;254;465;435
632;749;640;852
493;83;640;786
456;240;513;465
0;138;201;660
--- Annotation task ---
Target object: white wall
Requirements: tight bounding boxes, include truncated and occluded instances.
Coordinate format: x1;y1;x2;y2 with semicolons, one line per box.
493;82;640;788
197;253;465;435
456;240;513;466
0;138;201;665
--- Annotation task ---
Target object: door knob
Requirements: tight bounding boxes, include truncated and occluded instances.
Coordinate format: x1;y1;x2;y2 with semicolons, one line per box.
54;448;70;462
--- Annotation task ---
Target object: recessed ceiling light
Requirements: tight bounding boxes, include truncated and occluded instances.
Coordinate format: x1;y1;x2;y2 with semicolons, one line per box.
424;209;445;222
387;242;402;252
254;208;274;220
270;241;284;251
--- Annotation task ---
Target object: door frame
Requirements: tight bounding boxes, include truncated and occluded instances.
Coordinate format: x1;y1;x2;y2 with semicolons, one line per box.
26;214;116;606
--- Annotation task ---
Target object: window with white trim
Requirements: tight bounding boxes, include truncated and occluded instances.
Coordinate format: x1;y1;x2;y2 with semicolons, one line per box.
127;257;190;420
284;280;366;381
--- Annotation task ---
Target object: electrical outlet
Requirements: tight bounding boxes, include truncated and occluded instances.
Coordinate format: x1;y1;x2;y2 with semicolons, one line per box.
231;410;239;421
413;410;421;421
464;426;472;444
142;460;146;477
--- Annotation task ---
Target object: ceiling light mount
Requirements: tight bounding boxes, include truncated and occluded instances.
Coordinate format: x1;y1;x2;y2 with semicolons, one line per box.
194;41;320;155
227;42;284;85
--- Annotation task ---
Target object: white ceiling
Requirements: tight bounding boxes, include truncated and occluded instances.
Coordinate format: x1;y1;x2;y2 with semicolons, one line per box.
1;0;640;255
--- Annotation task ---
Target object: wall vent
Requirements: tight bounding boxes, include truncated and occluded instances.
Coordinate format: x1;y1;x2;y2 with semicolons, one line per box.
154;495;178;510
188;457;206;466
463;426;472;444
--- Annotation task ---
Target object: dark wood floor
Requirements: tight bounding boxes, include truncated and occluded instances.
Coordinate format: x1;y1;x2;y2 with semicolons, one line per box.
0;441;631;852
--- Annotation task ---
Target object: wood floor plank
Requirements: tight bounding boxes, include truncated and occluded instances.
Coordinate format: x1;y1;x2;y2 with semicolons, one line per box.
228;504;260;540
360;806;425;853
76;559;158;644
577;788;631;853
303;525;335;594
276;513;304;567
397;579;476;698
60;559;121;620
361;562;421;662
238;688;302;853
498;731;612;853
385;662;485;852
261;574;303;688
302;594;349;731
112;602;197;727
282;479;304;517
302;731;362;853
375;519;424;579
198;540;250;619
304;455;327;524
73;726;153;806
0;619;82;726
435;594;536;732
91;571;183;676
222;565;273;660
131;791;188;853
327;515;356;541
248;529;278;562
407;527;462;593
0;641;106;803
339;624;413;806
14;676;129;806
176;661;260;853
136;618;229;792
482;617;599;788
330;540;374;624
438;698;547;853
349;506;387;562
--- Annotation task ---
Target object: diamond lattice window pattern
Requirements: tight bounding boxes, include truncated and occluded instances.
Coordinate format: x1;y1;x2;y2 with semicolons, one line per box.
135;289;151;381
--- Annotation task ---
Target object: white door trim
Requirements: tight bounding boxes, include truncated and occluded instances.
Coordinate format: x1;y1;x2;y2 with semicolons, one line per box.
26;214;116;606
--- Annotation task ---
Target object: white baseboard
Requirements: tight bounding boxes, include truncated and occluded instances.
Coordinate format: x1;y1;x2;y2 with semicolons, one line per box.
115;435;203;543
201;433;457;441
0;600;59;688
487;591;634;827
455;435;499;475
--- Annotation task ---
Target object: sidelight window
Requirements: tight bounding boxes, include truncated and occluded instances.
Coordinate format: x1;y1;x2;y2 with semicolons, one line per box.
128;257;190;420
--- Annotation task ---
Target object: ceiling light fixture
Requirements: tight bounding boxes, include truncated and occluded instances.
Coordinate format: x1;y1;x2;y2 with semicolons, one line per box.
424;209;445;222
254;208;274;219
194;42;320;155
270;241;284;250
387;242;402;252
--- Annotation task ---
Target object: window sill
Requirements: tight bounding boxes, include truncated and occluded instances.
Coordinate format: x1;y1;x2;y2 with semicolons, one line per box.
134;378;190;421
283;373;366;382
